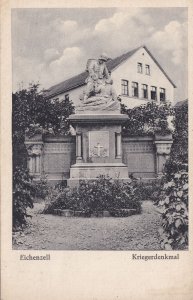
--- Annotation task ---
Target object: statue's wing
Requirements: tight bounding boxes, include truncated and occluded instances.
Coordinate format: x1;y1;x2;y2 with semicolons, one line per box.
86;59;97;72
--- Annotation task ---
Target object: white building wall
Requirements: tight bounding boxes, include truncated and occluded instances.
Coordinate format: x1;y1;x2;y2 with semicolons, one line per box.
111;47;175;108
51;85;85;107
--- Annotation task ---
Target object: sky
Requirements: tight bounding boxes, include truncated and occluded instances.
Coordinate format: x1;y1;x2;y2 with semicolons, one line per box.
12;7;188;102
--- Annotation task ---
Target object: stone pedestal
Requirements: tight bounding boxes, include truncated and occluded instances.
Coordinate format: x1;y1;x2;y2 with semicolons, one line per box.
68;113;129;186
25;134;43;179
154;134;173;175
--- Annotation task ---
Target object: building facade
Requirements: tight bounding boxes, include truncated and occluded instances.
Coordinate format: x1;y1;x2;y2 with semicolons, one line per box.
45;46;176;109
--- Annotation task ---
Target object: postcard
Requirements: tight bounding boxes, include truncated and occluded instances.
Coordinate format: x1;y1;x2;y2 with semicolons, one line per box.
1;0;193;299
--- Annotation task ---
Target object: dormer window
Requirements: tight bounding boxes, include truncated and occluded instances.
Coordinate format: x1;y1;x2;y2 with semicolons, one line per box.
145;64;150;75
137;63;143;73
121;79;129;95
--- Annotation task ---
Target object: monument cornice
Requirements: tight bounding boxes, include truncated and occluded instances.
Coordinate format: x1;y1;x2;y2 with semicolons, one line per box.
68;114;128;125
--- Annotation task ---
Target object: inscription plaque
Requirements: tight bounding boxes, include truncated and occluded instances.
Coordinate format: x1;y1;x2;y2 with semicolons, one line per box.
89;131;109;157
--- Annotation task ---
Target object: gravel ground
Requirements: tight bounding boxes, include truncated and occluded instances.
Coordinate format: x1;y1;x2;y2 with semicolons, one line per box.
13;201;162;250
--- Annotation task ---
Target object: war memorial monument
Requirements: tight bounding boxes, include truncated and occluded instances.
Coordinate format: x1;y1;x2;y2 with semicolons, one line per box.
25;54;173;185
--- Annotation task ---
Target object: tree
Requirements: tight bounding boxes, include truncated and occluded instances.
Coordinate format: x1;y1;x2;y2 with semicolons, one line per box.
158;101;188;250
120;101;174;136
12;83;75;168
164;101;188;178
12;83;74;229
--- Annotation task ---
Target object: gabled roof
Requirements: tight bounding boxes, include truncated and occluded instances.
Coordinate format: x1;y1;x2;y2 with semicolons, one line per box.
106;46;141;71
45;45;176;99
44;71;88;99
143;46;176;88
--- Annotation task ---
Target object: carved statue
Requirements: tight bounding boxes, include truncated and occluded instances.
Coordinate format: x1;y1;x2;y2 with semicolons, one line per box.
84;53;110;101
77;53;120;112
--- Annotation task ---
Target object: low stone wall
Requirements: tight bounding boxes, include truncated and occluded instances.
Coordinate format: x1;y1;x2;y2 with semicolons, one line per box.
25;133;172;183
122;136;156;178
122;135;172;178
25;134;76;184
52;208;137;217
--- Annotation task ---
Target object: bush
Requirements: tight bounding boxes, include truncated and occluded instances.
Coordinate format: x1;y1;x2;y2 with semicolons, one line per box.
157;101;188;250
12;83;75;229
134;180;163;202
164;101;188;178
121;101;174;136
43;176;142;216
33;176;50;200
13;167;35;230
158;171;188;250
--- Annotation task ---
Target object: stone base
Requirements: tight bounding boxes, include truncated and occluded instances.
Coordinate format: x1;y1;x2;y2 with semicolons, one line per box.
67;177;131;188
69;162;128;178
68;162;129;187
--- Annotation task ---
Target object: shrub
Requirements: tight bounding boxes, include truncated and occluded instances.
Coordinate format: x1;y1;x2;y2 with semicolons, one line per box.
13;167;35;230
43;176;142;216
12;83;75;229
158;171;188;250
134;180;163;202
164;101;188;178
121;101;174;136
33;176;50;200
157;101;188;250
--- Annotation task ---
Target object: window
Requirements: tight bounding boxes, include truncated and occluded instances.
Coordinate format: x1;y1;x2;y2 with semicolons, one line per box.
132;82;139;97
137;63;143;73
65;94;69;101
160;88;166;102
151;86;157;100
121;79;129;95
142;84;148;99
145;64;150;75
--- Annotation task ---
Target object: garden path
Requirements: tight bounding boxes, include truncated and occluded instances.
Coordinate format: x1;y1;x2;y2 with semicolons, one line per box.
13;201;162;250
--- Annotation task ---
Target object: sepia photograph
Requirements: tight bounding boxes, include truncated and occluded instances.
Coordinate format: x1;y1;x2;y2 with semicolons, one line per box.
11;7;188;251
